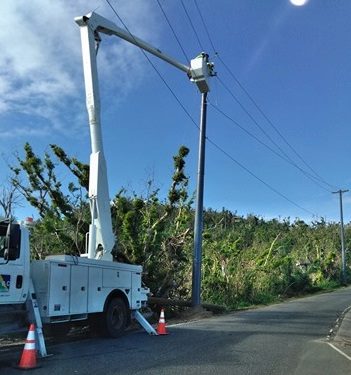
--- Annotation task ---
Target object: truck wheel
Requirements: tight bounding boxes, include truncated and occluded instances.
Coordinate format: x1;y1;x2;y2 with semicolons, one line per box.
104;297;128;338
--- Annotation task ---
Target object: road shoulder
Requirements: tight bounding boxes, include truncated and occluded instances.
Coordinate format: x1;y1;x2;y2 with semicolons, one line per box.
330;305;351;360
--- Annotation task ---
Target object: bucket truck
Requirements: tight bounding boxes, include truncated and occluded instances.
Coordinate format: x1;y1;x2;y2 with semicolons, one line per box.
0;11;213;357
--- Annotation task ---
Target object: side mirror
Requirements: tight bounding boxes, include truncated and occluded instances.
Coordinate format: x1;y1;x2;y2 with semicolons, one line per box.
5;223;21;261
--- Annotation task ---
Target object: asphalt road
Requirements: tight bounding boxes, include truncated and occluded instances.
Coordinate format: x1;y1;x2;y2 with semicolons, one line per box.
1;287;351;374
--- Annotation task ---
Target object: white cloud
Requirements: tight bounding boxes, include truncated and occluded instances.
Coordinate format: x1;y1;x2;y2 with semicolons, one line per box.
1;126;52;139
0;0;160;137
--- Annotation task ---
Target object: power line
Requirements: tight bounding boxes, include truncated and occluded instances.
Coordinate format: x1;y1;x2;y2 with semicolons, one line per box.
217;56;337;191
192;1;338;192
216;76;297;164
209;100;290;161
180;0;205;52
210;89;332;193
155;0;190;63
154;0;204;86
193;0;217;56
104;0;197;130
103;0;319;218
206;138;317;217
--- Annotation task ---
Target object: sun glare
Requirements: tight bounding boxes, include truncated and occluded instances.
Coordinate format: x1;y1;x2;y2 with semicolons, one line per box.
289;0;308;6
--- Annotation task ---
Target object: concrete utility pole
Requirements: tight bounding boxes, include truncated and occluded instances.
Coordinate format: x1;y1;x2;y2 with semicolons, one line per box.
192;92;208;307
332;189;349;284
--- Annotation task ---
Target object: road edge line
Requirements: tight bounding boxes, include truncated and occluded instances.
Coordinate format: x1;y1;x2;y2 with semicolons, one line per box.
327;342;351;361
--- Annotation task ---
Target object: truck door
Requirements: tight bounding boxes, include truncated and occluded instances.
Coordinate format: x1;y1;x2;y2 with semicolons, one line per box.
0;222;27;304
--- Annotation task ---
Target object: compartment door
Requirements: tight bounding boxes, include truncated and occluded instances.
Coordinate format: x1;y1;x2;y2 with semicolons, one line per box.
48;263;70;316
70;265;88;314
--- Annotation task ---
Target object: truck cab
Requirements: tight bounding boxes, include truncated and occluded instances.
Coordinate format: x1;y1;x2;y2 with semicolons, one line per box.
0;220;31;334
0;220;30;305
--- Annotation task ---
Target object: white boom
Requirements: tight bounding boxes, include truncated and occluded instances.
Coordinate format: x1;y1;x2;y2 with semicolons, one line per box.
75;12;214;261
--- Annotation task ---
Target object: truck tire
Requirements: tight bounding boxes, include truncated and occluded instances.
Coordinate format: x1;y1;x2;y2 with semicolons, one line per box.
104;297;128;338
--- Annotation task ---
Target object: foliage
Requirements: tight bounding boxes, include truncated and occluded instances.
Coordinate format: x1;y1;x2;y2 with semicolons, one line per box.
111;146;193;298
201;214;343;308
11;143;90;256
10;143;348;307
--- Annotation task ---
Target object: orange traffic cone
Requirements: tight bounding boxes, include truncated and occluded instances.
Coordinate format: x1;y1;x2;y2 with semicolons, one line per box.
156;308;169;335
17;323;38;370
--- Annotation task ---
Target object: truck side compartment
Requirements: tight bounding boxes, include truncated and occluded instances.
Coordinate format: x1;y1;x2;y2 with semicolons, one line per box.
31;255;146;324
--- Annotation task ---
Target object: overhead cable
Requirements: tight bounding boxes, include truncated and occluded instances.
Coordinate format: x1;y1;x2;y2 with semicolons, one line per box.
209;101;331;193
193;0;218;56
104;0;319;218
217;56;338;191
206;138;317;217
216;76;298;165
104;0;198;130
180;0;205;52
155;0;190;63
192;0;338;192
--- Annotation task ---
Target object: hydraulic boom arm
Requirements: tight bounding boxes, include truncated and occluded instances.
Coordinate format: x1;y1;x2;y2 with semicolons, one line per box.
75;12;214;261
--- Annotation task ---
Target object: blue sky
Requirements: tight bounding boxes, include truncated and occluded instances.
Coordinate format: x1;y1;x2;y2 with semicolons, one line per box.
1;0;351;223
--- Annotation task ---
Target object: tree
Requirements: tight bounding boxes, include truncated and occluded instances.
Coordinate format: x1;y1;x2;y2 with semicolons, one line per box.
11;143;90;256
11;143;89;219
11;143;194;295
0;179;22;218
10;142;346;306
112;146;193;298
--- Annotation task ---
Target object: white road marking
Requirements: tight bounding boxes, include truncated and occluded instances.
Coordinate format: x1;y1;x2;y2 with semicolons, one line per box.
327;342;351;361
167;321;196;327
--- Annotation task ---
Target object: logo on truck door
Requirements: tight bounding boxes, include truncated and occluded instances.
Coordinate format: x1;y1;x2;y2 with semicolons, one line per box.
0;275;10;291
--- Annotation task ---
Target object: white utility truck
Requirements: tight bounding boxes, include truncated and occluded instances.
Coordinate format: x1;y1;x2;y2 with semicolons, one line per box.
0;12;213;357
0;218;153;351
